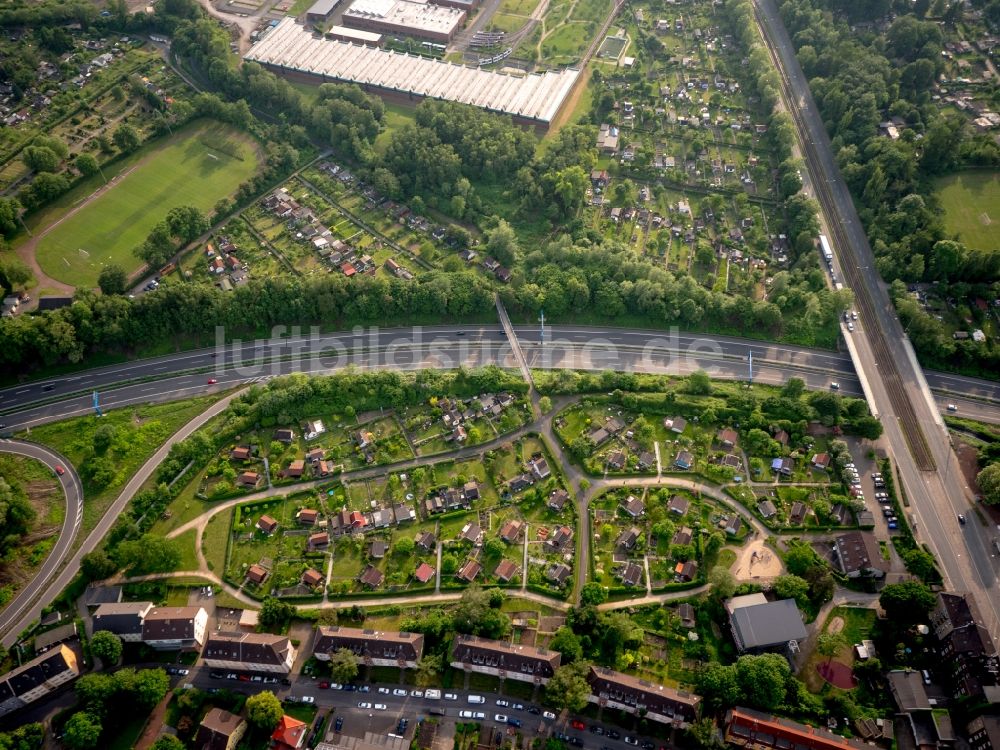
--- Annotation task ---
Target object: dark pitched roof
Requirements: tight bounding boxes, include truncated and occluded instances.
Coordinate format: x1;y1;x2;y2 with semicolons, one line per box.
141;607;204;642
2;645;79;703
203;633;293;667
314;625;424;662
725;708;869;750
358;565;384;588
834;531;888;575
588;666;701;722
197;708;246;750
92;601;152;636
728;597;806;650
451;634;560;678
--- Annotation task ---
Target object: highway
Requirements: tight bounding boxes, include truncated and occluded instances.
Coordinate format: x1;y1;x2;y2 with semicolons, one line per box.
0;441;82;642
754;0;1000;641
2;326;1000;433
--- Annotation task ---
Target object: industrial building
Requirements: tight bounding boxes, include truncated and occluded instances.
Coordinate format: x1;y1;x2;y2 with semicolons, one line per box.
306;0;343;24
325;25;384;46
244;18;581;131
343;0;465;44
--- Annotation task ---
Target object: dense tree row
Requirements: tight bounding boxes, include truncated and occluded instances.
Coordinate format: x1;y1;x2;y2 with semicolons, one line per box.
0;271;496;371
502;235;851;346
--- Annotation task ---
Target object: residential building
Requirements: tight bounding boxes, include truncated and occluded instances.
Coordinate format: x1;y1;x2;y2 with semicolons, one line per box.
811;453;830;470
451;634;560;683
237;471;261;488
621;495;645;517
617;526;641;550
930;592;999;698
546;525;574;551
275;429;295;443
665;416;686;433
272;715;308;750
717;428;738;447
619;562;643;587
302;568;324;588
246;564;269;584
726;594;806;654
196;708;247;750
674;450;694;470
414;562;435;584
297;508;319;526
415;531;436;551
459;522;483;545
494;559;520;582
723;708;869;750
668;496;690;516
548;489;569;511
457;559;482;583
587;667;701;725
758;500;777;519
772;457;794;477
967;716;1000;750
92;601;152;642
358;565;384;589
308;532;330;550
257;515;279;535
142;607;208;651
833;531;889;578
202;633;297;673
672;527;693;546
675;560;698;582
0;645;81;718
313;625;423;668
678;603;696;629
888;670;931;712
789;501;807;525
499;519;523;543
546;563;572;585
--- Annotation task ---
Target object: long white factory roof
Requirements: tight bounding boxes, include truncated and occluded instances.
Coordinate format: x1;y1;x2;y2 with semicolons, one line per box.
245;18;580;124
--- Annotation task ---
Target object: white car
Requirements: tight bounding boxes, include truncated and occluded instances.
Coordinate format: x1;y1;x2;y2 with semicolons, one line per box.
460;711;475;719
393;689;407;697
301;696;315;704
496;699;510;707
374;703;388;711
847;322;854;332
543;711;556;720
410;690;424;698
474;712;486;720
358;702;373;709
378;687;390;694
495;714;508;723
444;693;459;701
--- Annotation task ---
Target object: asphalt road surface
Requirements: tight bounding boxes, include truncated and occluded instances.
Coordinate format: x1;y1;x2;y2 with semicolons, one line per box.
0;440;82;641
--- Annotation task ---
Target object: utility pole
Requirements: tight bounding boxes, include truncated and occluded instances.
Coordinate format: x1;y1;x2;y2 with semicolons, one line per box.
748;348;753;385
92;391;103;417
539;310;545;347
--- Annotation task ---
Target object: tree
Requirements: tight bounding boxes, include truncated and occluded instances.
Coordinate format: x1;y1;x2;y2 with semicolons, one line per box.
879;581;936;625
544;661;591;712
133;668;170;708
695;662;739;711
393;536;415;557
688;718;722;749
734;653;791;711
687;370;712;395
113;124;141;154
579;582;608;606
901;548;938;581
0;259;32;290
165;205;209;244
98;263;128;295
245;691;283;730
452;585;511;639
113;535;179;575
708;566;736;599
63;711;102;750
773;574;810;608
75;673;117;713
781;378;805;399
75;153;99;177
486;219;520;267
784;544;818;577
23;146;61;173
151;737;185;750
549;626;583;663
328;647;359;684
414;654;443;687
81;550;118;581
90;631;122;666
259;597;295;630
977;463;1000;505
816;632;846;667
539;396;553;414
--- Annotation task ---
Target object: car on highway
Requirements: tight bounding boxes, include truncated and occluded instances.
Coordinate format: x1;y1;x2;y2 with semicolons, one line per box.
847;322;854;332
888;521;898;529
830;382;839;390
495;714;508;723
207;378;218;385
54;465;65;476
947;404;957;412
958;514;966;525
358;702;372;709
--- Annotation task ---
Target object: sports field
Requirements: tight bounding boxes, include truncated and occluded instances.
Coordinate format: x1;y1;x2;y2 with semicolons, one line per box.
934;170;1000;251
35;120;259;287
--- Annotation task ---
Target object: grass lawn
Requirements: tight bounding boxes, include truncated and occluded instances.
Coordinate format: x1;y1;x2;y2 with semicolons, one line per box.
21;395;219;539
203;509;232;574
934;170;1000;251
34;119;260;287
173;529;200;571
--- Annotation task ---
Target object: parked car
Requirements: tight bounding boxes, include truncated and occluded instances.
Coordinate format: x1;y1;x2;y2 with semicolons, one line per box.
378;687;390;694
393;689;407;697
496;699;510;707
358;702;372;709
319;682;330;689
543;712;556;720
374;704;387;711
444;693;459;701
571;720;586;731
334;717;344;732
495;714;508;723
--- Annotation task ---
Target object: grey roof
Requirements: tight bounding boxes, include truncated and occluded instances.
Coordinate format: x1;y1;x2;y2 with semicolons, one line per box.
729;599;806;650
307;0;341;15
887;670;930;711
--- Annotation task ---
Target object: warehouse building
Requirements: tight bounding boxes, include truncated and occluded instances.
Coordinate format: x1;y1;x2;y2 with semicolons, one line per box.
306;0;343;24
343;0;466;44
325;25;384;46
244;18;580;131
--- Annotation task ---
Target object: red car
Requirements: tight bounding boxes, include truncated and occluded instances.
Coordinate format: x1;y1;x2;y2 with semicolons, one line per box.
319;681;330;689
54;465;65;476
207;378;218;385
571;721;586;731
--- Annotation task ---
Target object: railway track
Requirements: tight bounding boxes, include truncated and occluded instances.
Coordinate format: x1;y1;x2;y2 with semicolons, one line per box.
751;0;936;471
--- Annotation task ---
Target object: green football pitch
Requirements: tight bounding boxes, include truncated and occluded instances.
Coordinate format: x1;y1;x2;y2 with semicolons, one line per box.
35;120;259;288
